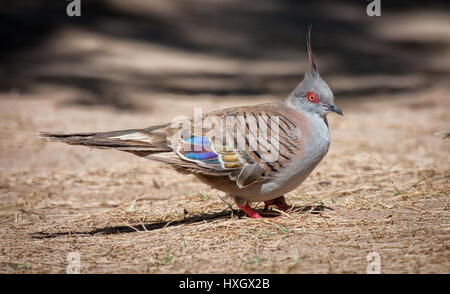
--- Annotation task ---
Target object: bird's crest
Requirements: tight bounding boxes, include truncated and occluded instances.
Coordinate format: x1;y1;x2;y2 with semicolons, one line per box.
306;25;318;76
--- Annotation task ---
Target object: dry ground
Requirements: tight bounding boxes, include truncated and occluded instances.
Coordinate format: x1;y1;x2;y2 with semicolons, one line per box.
0;84;448;273
0;1;449;273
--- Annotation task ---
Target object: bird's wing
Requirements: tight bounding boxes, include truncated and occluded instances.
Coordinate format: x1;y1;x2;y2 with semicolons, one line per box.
40;103;303;188
150;103;303;188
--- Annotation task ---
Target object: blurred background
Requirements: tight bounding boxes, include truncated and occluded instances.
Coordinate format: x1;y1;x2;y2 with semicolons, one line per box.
0;0;449;110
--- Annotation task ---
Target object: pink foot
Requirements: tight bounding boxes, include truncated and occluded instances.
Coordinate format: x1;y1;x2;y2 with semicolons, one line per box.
264;196;291;213
236;203;262;218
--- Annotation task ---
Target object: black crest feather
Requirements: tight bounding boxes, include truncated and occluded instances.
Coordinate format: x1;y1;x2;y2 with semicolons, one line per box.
306;25;318;75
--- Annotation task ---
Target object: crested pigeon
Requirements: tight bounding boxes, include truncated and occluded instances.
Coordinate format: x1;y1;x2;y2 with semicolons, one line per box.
40;28;343;218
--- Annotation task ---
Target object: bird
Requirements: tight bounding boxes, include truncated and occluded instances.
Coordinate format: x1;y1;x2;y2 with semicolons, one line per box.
39;28;343;219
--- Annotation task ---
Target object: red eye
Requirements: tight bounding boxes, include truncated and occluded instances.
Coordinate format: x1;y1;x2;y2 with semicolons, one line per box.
306;92;319;103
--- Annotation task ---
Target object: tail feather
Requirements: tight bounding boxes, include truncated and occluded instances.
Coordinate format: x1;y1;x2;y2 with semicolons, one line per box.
38;128;171;154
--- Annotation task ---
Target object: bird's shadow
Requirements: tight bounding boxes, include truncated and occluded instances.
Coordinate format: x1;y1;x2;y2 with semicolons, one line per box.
31;204;332;239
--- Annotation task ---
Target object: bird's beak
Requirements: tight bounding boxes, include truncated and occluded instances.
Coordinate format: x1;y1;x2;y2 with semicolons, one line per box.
327;103;343;116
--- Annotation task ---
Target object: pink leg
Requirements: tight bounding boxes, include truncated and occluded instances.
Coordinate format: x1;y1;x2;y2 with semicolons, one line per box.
235;202;262;219
263;199;275;213
274;196;291;211
264;196;291;212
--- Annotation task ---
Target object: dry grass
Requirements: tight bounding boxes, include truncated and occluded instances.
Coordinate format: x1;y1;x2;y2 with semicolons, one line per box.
0;84;449;273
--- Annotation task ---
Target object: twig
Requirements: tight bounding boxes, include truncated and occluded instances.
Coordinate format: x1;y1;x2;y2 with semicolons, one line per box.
366;154;401;193
272;208;293;218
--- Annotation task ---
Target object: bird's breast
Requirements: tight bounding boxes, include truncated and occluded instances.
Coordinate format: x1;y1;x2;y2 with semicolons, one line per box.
258;112;330;199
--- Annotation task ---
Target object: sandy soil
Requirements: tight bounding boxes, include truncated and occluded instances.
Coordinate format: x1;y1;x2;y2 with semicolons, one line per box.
0;82;448;273
0;1;449;273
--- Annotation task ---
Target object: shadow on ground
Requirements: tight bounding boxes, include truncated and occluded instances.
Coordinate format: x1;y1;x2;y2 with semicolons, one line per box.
1;0;449;109
31;204;331;239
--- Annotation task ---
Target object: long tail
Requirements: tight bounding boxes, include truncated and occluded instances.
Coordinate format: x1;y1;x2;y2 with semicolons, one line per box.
39;126;172;156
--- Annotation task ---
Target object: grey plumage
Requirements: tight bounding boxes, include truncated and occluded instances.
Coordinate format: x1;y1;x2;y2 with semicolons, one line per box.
40;28;343;218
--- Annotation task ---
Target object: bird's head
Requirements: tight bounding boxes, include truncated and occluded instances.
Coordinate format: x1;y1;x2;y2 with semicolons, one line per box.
287;27;343;117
